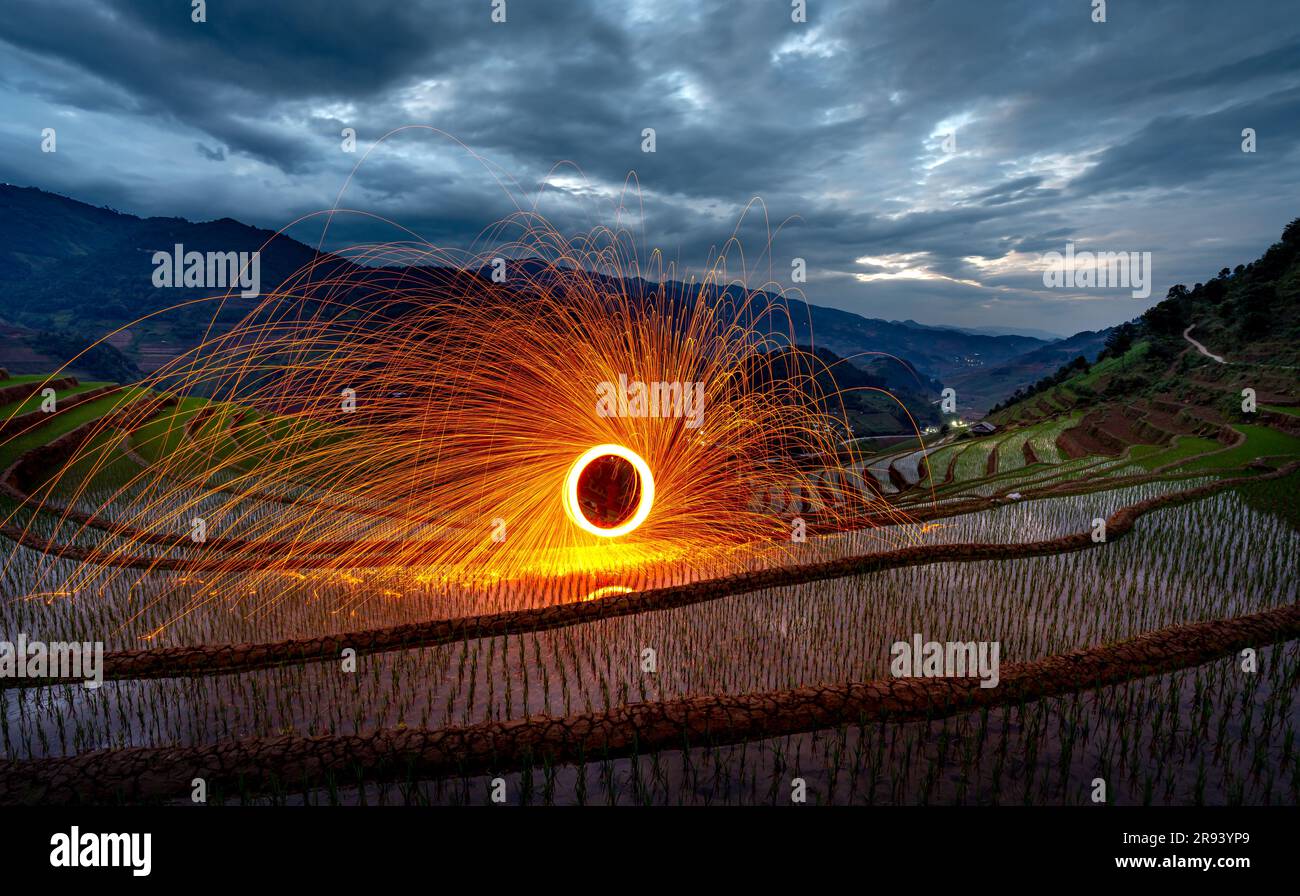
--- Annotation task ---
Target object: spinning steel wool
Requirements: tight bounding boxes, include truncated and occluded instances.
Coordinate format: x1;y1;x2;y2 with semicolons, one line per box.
4;210;922;626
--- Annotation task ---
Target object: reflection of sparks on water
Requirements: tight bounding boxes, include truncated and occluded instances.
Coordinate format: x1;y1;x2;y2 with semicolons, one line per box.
21;591;72;604
582;584;634;602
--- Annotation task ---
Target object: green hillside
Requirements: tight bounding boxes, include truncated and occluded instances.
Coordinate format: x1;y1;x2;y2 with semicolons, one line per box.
990;218;1300;427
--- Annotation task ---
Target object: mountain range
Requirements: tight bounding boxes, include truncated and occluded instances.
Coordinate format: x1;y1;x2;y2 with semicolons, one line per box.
0;183;1111;419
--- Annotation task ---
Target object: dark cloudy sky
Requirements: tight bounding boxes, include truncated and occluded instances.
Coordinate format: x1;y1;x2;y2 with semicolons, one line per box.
1;0;1297;336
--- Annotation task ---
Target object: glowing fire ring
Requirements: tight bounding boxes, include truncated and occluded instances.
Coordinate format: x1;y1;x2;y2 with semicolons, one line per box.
563;443;655;538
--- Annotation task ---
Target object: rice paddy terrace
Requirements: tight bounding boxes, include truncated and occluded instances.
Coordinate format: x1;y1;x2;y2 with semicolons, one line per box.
1;363;1299;806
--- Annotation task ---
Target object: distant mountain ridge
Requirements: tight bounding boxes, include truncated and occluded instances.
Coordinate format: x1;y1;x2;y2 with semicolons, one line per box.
0;184;1071;409
946;327;1113;415
893;319;1066;341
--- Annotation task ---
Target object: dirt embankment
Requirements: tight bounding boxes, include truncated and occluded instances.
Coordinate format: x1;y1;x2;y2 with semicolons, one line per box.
7;461;1295;689
1056;400;1224;459
0;384;122;439
0;376;78;408
3;599;1297;805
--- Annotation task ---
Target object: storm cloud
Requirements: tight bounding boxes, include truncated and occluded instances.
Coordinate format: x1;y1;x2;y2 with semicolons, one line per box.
1;0;1297;335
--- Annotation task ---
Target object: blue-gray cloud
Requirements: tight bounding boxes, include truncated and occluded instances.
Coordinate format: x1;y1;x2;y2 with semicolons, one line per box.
0;0;1297;336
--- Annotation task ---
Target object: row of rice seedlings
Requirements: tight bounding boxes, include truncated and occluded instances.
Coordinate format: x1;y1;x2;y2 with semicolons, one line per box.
6;482;1293;759
976;454;1112;496
988;426;1038;475
910;414;1127;506
859;439;933;491
951;436;1000;483
219;640;1300;806
6;499;865;651
1027;414;1082;465
917;441;970;484
878;477;1214;544
0;472;1203;652
892;446;942;486
896;449;1186;506
997;455;1141;495
924;450;1123;505
13;393;1197;651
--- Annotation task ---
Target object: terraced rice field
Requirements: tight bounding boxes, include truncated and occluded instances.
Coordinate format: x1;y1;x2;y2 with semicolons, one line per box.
2;370;1299;805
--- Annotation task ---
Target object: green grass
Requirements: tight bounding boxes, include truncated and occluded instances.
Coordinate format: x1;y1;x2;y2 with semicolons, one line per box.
1072;341;1150;389
125;394;377;493
0;381;112;419
1262;405;1300;417
1131;435;1222;471
995;342;1151;425
1035;394;1066;413
0;389;145;470
1177;425;1300;472
129;397;208;464
0;373;71;385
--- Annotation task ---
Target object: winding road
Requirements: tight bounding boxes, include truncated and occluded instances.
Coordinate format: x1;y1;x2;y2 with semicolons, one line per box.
1183;325;1226;364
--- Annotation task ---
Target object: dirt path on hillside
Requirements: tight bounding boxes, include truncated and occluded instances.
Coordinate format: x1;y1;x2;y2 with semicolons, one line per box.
1183;325;1226;364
